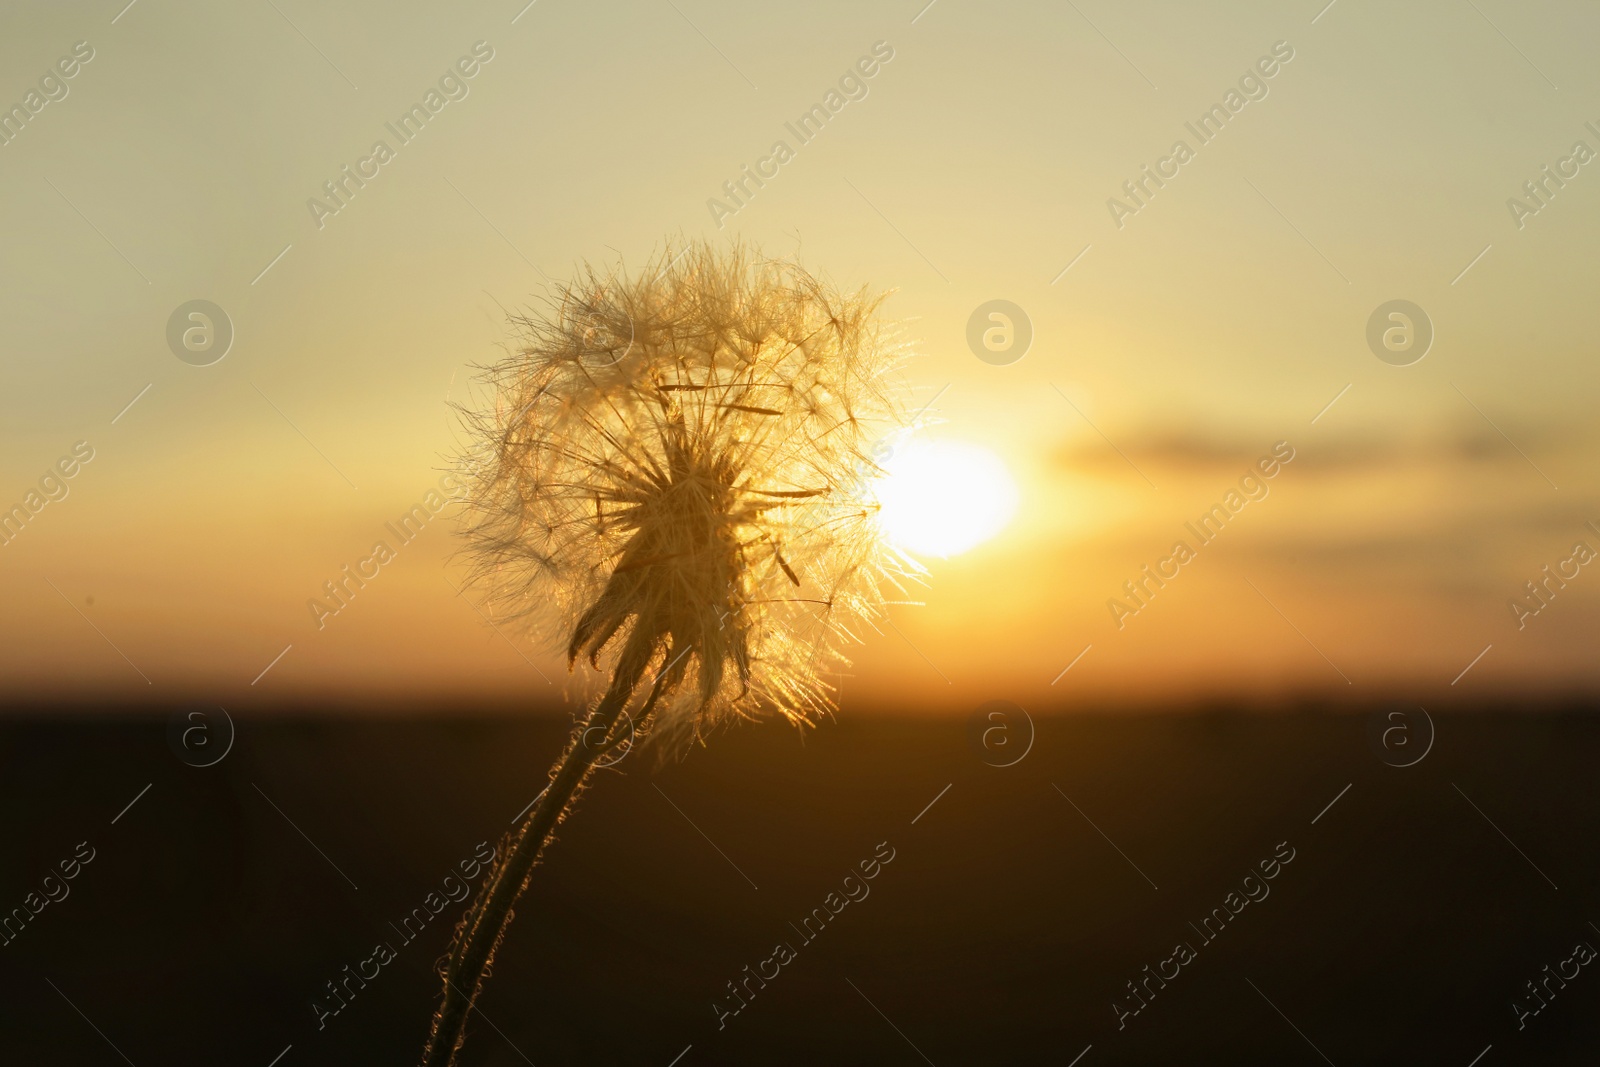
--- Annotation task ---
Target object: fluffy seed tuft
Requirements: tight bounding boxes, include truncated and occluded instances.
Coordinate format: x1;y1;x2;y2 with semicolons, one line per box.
456;241;920;746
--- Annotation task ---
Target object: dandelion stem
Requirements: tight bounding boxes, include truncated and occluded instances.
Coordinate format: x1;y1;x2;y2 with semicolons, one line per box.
427;242;917;1064
421;629;658;1067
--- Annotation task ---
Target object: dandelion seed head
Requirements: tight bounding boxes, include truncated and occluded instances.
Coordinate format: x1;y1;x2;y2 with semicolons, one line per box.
458;241;921;745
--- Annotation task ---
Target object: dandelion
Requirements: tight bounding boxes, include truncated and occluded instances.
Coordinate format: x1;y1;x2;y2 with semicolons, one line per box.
421;241;919;1066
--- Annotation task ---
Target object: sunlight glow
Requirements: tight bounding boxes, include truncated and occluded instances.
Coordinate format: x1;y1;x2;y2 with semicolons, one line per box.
875;439;1019;558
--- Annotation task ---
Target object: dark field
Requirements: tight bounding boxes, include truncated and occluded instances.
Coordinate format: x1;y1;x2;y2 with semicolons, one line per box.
2;705;1597;1066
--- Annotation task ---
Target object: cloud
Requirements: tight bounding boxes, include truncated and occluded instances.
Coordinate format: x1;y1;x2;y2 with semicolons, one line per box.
1050;420;1586;477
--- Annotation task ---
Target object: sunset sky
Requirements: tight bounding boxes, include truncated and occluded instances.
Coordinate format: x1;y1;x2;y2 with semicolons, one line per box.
2;0;1596;711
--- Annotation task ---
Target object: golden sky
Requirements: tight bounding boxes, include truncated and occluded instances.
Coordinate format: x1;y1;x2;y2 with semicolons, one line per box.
1;0;1596;710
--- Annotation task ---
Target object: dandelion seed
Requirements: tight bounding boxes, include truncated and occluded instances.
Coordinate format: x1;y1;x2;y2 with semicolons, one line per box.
422;240;921;1066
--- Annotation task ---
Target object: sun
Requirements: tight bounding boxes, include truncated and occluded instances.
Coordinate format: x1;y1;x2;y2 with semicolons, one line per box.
874;438;1019;558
